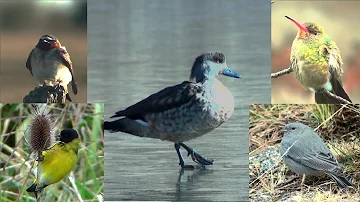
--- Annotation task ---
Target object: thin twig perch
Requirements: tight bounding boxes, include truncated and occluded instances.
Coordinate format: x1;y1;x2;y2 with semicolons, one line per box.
271;67;293;78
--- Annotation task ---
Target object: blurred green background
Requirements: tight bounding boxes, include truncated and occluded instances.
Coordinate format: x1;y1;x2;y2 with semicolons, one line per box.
272;1;360;103
0;103;104;202
0;0;87;103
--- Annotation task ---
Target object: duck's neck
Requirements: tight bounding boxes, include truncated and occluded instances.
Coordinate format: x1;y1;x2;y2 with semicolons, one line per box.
189;62;217;83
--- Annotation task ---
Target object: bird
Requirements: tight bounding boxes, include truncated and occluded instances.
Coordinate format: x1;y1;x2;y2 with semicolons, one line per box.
285;16;352;104
280;122;356;189
104;52;241;169
26;34;78;102
26;129;80;199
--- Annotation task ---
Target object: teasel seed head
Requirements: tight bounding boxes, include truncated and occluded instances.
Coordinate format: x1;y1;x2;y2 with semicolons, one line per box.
27;104;55;153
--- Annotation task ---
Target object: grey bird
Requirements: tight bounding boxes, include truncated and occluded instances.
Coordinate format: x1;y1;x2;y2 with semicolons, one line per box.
26;34;78;102
280;122;356;189
104;52;241;169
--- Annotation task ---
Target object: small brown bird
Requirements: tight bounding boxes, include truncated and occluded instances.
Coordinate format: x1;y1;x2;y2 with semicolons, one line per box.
26;35;78;102
286;16;351;104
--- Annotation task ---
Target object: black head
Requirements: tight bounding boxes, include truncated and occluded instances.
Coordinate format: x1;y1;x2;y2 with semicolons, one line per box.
36;34;60;50
194;52;226;64
58;129;79;143
190;52;241;82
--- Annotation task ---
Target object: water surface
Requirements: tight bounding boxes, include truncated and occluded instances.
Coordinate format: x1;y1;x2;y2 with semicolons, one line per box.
88;0;270;201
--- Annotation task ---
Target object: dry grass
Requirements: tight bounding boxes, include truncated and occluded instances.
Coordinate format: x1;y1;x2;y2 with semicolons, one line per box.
0;104;104;202
249;104;360;202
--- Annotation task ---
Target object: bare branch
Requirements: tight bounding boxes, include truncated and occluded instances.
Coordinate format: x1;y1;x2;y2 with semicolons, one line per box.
318;89;352;104
271;67;293;78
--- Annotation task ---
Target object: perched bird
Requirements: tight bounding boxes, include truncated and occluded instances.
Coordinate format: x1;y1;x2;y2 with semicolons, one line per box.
26;35;78;102
26;129;80;199
280;123;356;189
286;16;351;104
104;52;241;169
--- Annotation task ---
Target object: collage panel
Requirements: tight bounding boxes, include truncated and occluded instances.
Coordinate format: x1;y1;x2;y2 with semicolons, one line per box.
249;104;359;201
87;0;271;201
0;1;87;103
271;1;360;104
0;103;104;201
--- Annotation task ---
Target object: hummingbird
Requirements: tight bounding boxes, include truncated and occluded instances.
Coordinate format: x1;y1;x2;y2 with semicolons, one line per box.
26;35;78;102
285;16;351;104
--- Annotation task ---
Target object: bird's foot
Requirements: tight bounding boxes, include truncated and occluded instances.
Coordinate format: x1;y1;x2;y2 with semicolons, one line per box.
187;149;214;166
178;162;206;170
179;143;214;166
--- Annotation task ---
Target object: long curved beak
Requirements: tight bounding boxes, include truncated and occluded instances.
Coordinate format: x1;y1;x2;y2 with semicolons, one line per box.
285;15;308;33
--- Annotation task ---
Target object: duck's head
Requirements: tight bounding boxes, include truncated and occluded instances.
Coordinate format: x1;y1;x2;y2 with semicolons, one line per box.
190;52;241;83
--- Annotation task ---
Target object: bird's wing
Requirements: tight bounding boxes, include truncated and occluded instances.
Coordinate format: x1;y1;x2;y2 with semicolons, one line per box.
110;81;201;122
321;42;343;83
317;43;352;102
54;48;78;95
297;151;341;172
26;49;34;75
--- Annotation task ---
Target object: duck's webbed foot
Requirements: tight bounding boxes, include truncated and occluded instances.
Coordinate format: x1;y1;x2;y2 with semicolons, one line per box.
179;143;214;165
174;143;213;170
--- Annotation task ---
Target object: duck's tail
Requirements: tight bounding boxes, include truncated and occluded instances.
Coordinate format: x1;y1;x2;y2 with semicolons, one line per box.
104;118;161;140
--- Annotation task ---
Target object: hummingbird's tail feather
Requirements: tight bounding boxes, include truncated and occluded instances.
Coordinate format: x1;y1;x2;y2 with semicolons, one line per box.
104;118;161;140
315;77;352;104
327;173;356;189
331;76;352;102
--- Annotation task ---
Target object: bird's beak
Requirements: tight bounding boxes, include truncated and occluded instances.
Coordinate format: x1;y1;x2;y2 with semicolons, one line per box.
223;67;241;78
285;15;309;33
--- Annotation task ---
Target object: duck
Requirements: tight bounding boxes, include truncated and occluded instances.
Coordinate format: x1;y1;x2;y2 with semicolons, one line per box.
104;52;241;169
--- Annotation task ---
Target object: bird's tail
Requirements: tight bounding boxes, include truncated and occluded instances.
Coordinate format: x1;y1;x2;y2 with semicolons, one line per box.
104;118;161;140
26;182;47;199
315;76;352;104
327;173;356;189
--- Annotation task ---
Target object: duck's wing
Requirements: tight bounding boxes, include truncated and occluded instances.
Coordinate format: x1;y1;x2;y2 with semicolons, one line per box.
110;81;202;122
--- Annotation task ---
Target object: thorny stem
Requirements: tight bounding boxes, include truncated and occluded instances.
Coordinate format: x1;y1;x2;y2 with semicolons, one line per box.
271;67;293;78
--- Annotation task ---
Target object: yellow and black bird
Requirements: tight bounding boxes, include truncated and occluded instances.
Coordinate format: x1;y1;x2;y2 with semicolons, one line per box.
26;129;80;199
286;16;352;104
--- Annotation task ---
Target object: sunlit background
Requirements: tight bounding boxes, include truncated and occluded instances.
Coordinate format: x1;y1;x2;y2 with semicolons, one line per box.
272;1;360;103
0;0;87;102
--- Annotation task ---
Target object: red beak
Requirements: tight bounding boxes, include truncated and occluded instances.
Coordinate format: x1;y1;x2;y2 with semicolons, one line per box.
285;16;308;33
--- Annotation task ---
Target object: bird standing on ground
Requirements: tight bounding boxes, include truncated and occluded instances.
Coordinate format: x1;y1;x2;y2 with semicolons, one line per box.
104;52;241;169
286;16;351;104
26;35;78;102
26;129;80;199
280;122;356;189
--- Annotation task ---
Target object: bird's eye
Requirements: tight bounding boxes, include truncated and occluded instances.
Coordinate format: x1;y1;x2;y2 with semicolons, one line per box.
313;31;318;35
291;127;296;130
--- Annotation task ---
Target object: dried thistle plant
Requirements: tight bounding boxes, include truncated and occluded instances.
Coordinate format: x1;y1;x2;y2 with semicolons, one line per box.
27;104;55;154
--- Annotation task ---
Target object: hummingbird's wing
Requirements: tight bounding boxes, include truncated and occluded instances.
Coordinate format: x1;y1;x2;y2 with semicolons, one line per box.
26;49;34;75
315;45;352;103
54;48;78;95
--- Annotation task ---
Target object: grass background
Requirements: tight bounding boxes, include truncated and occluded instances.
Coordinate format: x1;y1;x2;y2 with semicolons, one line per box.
0;103;104;202
249;104;360;202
